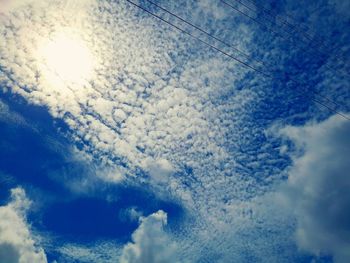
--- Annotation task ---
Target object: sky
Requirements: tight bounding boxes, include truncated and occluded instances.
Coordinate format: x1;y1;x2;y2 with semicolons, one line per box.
0;0;349;262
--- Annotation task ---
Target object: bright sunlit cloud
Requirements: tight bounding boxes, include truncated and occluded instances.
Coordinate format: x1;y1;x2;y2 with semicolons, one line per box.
38;30;94;86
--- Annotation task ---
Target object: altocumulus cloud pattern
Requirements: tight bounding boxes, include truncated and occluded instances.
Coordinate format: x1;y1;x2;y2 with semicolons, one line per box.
0;0;349;262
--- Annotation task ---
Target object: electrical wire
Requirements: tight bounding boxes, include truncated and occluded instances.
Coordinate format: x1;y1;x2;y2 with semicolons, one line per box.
244;0;348;61
144;0;269;70
233;0;349;65
143;0;346;111
220;0;349;77
125;0;350;121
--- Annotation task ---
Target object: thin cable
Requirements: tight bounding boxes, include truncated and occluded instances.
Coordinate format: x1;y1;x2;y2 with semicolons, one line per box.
220;0;348;77
235;0;324;49
245;0;348;60
125;0;350;121
231;0;350;69
144;0;345;111
312;97;350;120
126;0;270;77
144;0;269;69
128;0;349;119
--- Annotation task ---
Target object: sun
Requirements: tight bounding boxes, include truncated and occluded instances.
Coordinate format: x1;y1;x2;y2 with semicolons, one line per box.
38;30;94;85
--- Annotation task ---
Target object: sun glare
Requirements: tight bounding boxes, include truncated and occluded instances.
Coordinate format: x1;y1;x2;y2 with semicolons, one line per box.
39;31;94;85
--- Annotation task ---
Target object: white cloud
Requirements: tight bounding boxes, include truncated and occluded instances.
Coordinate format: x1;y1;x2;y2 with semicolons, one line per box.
57;242;122;263
120;210;179;263
0;1;293;260
119;207;143;223
0;0;327;261
141;157;175;186
0;0;94;14
197;0;229;20
0;0;31;13
0;0;265;210
0;187;47;263
279;114;350;263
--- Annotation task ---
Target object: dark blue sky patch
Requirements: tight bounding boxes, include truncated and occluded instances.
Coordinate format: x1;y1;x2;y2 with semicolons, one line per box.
41;198;131;241
0;91;87;203
37;184;184;243
0;117;69;194
0;93;71;202
0;91;185;245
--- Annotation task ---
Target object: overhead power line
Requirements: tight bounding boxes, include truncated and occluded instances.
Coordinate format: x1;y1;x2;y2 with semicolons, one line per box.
143;0;345;111
245;0;348;61
219;0;349;77
234;0;349;66
144;0;270;69
126;0;269;77
125;0;350;121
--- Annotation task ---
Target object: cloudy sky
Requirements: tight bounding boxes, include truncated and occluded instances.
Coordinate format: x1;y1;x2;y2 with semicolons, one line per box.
0;0;349;262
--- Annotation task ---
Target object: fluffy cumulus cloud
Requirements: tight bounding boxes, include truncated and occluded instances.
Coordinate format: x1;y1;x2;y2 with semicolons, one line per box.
120;210;178;263
0;187;47;263
279;115;350;262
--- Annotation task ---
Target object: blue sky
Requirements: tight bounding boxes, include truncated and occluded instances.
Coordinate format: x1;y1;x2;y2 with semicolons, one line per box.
0;0;349;262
